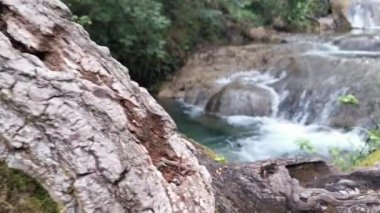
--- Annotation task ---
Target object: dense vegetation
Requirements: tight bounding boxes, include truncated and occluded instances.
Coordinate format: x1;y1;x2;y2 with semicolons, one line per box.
64;0;329;91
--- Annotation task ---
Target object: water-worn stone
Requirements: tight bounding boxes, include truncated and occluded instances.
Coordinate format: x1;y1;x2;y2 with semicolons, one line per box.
334;35;380;51
270;53;380;127
318;16;336;31
205;81;273;117
330;0;352;30
248;27;284;43
0;0;214;212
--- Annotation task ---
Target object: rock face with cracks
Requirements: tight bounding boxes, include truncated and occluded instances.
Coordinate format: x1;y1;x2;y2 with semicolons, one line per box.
4;1;380;213
0;0;214;212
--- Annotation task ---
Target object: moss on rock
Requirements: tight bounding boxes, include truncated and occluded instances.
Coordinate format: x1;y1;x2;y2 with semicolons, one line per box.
355;150;380;168
0;162;58;213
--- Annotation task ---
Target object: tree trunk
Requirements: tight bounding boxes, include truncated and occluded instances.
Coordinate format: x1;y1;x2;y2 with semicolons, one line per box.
0;0;214;212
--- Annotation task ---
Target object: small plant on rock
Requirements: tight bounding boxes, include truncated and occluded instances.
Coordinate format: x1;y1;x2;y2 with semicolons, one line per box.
295;138;315;154
214;155;227;164
72;15;92;26
338;94;359;106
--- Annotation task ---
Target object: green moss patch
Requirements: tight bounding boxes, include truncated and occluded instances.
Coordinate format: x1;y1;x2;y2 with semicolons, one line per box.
355;150;380;168
0;162;58;213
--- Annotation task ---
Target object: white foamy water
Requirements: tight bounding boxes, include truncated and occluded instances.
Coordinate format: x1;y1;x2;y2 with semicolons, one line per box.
348;0;380;29
176;90;366;162
305;42;380;57
181;102;204;118
215;70;286;86
163;67;369;163
223;116;365;161
349;2;376;29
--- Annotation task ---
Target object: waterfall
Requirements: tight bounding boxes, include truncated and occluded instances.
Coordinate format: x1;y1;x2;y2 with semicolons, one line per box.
169;70;367;162
348;0;380;29
159;28;380;162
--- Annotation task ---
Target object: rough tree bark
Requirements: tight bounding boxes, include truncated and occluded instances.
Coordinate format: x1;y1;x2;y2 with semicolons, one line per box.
1;1;380;213
0;0;214;212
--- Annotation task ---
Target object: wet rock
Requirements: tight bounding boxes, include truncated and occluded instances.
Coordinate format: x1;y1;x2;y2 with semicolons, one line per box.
249;27;267;41
158;42;297;101
318;16;336;31
330;0;352;30
270;54;380;126
334;35;380;51
205;81;273;117
248;27;284;43
184;86;221;107
160;37;380;128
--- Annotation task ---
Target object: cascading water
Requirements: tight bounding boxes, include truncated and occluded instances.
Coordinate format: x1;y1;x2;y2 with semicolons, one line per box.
159;69;367;162
348;0;380;29
159;2;380;162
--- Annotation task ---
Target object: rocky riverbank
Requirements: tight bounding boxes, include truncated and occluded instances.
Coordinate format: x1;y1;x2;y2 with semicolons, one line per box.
159;34;380;128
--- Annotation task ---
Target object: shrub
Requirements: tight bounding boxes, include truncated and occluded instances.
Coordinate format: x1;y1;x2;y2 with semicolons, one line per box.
65;0;171;88
64;0;329;90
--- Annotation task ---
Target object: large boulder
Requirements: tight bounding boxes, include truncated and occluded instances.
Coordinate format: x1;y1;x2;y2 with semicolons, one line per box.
334;35;380;51
205;81;273;117
330;0;352;30
317;16;336;32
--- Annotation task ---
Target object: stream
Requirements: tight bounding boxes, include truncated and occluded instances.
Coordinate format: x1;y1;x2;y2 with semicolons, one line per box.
159;1;380;162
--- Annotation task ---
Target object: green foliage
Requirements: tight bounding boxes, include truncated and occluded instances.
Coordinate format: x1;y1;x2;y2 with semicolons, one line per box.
355;149;380;167
245;0;329;31
65;0;171;88
328;147;363;171
293;127;380;171
327;127;380;171
0;162;58;213
285;0;328;30
72;15;92;26
214;155;227;164
338;94;359;106
295;138;315;153
64;0;329;90
368;129;380;149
